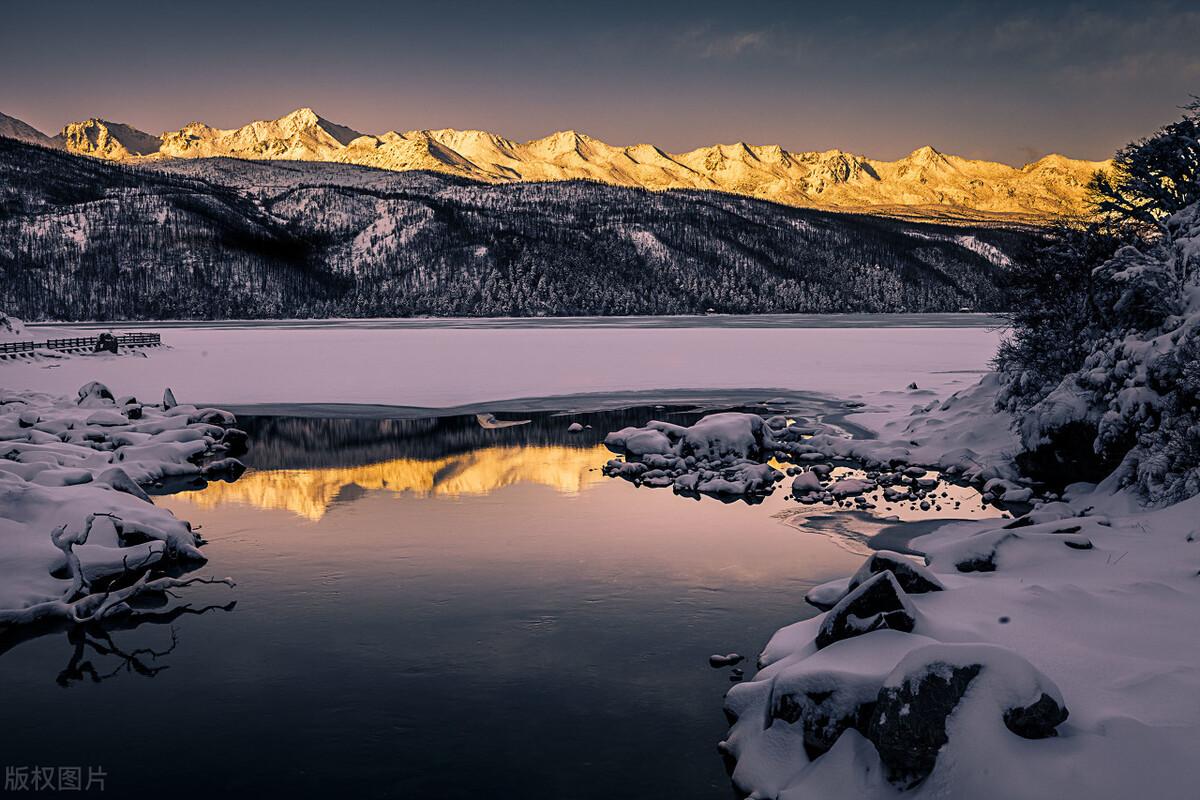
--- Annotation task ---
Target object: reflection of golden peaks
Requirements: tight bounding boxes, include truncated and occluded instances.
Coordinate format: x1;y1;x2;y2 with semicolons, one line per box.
179;445;611;520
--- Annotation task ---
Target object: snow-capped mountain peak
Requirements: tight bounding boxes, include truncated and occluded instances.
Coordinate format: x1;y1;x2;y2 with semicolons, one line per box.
53;118;161;159
0;107;1109;219
0;111;54;147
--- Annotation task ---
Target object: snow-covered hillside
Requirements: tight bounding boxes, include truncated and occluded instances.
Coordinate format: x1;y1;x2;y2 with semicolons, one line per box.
0;137;1028;320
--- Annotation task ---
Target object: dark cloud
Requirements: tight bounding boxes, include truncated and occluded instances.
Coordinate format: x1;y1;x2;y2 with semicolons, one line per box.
1;0;1196;164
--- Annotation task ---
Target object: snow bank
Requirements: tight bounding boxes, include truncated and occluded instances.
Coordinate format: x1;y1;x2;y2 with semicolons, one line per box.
602;388;1023;513
805;372;1023;485
0;310;25;341
0;383;244;626
720;377;1200;799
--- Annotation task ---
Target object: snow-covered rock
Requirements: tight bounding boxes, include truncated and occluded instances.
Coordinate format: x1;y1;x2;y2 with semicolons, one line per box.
723;478;1200;799
0;384;244;626
815;572;919;650
868;643;1067;785
603;412;786;497
847;550;944;596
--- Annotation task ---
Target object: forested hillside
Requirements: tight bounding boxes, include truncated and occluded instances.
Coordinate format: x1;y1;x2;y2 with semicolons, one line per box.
0;137;1030;320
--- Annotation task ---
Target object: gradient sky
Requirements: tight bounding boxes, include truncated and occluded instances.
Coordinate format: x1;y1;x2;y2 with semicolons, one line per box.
2;0;1198;165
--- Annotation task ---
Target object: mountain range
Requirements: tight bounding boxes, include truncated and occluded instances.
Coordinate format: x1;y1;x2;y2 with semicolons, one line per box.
0;108;1107;221
0;136;1025;320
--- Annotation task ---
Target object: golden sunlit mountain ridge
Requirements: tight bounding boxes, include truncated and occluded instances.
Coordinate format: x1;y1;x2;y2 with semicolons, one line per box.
2;107;1110;220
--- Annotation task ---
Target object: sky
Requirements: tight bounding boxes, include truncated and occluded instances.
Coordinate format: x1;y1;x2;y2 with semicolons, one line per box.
2;0;1198;165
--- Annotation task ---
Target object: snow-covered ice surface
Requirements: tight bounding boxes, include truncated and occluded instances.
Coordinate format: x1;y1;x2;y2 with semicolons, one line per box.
6;315;1003;411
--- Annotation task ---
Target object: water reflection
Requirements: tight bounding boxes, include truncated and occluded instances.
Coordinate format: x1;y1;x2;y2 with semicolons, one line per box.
203;410;1010;527
232;406;704;471
0;599;237;687
174;406;761;519
183;445;612;520
0;406;944;799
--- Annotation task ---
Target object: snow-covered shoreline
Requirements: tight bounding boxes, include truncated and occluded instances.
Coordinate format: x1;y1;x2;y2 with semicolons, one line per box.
0;383;245;628
660;377;1200;800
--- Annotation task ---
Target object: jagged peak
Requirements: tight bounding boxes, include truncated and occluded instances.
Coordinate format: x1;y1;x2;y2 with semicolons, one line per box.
56;117;160;157
281;106;321;125
422;128;518;150
793;147;857;163
533;129;591;145
272;108;360;142
63;117;111;131
905;145;945;162
29;106;1105;219
720;141;754;155
626;142;670;157
523;130;597;159
1024;152;1104;168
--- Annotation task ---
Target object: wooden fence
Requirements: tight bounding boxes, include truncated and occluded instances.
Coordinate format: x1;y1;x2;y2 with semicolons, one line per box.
0;332;161;357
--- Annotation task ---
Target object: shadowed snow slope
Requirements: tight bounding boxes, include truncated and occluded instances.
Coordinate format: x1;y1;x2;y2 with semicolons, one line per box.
0;111;55;148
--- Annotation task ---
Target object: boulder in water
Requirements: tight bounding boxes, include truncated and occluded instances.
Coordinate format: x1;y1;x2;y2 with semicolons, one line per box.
202;458;246;482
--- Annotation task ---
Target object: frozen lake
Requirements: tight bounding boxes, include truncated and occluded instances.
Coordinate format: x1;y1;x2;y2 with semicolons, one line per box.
12;314;1005;409
0;405;1004;798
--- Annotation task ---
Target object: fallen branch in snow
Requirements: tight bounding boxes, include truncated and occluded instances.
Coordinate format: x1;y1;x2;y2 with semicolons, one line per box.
0;382;245;632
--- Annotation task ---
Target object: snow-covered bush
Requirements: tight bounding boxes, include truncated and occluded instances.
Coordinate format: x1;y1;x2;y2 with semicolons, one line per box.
1009;202;1200;502
993;223;1132;417
998;100;1200;503
1088;98;1200;230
